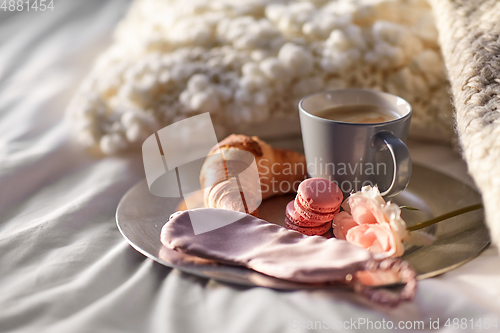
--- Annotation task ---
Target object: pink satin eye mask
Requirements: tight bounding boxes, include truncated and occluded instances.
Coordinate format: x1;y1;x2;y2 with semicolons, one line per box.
161;208;372;283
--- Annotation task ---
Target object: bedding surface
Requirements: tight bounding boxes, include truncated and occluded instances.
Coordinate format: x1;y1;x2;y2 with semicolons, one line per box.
1;1;500;332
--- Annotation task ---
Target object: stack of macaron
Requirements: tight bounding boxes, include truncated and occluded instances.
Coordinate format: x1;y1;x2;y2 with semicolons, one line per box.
285;178;343;236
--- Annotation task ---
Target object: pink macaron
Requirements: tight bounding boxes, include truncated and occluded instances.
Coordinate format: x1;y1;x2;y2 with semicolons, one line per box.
285;201;327;227
293;198;338;223
284;217;331;236
296;178;343;214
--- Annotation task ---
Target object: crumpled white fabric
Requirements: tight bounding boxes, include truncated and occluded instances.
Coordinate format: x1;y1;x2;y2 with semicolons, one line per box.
0;1;499;332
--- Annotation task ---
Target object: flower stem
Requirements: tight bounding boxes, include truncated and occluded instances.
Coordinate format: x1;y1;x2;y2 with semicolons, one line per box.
406;203;483;231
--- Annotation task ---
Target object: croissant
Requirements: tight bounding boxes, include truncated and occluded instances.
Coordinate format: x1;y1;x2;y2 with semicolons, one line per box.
199;134;307;215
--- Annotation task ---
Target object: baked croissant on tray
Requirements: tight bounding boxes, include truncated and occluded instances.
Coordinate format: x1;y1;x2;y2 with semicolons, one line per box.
199;134;307;215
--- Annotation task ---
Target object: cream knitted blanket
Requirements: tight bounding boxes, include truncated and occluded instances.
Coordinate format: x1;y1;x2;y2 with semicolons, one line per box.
430;0;500;249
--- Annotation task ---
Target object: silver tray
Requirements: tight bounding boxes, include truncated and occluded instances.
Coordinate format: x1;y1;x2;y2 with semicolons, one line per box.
116;164;489;289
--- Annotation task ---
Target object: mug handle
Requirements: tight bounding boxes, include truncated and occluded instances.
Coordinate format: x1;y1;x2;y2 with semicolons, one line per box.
373;131;412;197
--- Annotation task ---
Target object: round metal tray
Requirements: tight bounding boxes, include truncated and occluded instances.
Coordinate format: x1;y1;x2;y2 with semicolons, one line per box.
116;164;489;289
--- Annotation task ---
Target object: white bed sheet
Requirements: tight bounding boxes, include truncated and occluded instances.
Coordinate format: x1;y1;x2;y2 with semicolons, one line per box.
1;1;500;332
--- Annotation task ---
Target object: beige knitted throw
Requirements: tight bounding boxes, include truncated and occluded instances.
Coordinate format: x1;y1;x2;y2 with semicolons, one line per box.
430;0;500;249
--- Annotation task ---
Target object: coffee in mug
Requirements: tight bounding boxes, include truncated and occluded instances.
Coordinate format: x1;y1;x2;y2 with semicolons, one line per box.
314;104;398;124
299;89;412;197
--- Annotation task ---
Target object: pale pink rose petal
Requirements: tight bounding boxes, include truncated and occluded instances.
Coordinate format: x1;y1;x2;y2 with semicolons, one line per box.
349;192;389;225
358;227;378;248
346;224;369;246
364;227;390;253
333;212;359;240
351;205;378;224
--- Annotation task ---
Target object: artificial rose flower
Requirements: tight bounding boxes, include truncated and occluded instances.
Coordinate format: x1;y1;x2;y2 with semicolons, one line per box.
345;223;405;259
333;185;433;259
